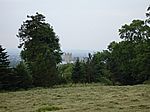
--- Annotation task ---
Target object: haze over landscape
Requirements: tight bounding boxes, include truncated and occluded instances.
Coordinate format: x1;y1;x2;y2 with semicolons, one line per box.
0;0;149;51
0;1;150;112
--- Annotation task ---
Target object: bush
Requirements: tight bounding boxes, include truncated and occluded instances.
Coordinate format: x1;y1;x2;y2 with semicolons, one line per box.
143;80;150;84
13;61;32;89
98;77;113;85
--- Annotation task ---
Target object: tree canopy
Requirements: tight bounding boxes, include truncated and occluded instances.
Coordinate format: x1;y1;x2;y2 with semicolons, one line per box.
17;13;62;87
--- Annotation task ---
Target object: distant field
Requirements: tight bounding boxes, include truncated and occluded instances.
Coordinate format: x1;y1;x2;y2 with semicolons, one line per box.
0;84;150;112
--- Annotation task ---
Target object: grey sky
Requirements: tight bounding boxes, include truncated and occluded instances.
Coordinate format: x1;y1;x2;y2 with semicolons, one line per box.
0;0;149;51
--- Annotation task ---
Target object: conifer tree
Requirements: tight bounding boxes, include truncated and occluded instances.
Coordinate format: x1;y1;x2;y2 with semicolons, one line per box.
17;13;62;87
0;45;10;69
71;58;82;83
0;45;12;89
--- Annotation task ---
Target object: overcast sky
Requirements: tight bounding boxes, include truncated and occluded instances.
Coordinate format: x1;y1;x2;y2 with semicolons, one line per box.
0;0;149;51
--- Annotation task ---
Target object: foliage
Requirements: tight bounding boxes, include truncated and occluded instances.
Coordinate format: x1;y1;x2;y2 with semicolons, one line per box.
58;63;73;83
84;53;94;83
71;53;112;85
0;45;32;90
17;13;62;87
71;58;84;83
146;5;150;24
0;45;10;68
13;61;32;88
0;45;14;89
1;6;150;89
107;41;137;85
107;17;150;85
119;20;150;42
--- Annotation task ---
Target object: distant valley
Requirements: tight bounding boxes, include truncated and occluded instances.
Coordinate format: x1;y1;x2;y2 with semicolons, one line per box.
7;49;95;67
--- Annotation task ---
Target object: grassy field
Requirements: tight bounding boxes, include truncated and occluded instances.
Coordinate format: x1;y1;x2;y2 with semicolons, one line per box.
0;84;150;112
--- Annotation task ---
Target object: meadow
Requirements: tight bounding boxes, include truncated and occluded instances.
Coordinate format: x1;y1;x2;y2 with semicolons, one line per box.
0;84;150;112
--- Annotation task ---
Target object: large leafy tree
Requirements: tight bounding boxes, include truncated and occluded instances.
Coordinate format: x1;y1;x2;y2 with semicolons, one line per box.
118;18;150;84
108;18;150;85
107;41;137;85
146;5;150;24
119;20;150;42
17;13;62;87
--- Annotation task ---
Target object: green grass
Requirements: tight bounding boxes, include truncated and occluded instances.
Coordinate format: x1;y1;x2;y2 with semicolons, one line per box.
0;84;150;112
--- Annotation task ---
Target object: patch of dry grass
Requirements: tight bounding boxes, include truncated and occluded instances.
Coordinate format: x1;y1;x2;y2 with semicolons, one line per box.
0;84;150;112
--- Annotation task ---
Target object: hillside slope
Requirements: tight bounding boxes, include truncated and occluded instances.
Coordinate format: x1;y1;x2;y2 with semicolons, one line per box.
0;84;150;112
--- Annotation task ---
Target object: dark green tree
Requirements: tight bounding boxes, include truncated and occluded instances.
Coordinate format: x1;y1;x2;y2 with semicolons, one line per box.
0;45;10;70
119;19;150;84
85;53;94;83
58;63;73;83
0;45;10;89
107;17;150;85
91;51;112;84
14;61;32;88
107;41;137;85
17;13;62;87
146;5;150;24
71;52;112;84
71;58;85;83
119;20;150;42
0;45;18;89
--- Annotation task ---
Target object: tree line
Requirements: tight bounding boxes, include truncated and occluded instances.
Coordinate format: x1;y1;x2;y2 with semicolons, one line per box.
70;7;150;85
0;6;150;90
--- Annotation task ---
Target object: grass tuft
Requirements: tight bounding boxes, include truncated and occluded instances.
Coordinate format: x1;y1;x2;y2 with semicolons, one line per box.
36;106;62;112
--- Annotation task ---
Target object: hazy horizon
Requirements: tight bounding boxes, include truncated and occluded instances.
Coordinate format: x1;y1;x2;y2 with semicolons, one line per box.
0;0;149;51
